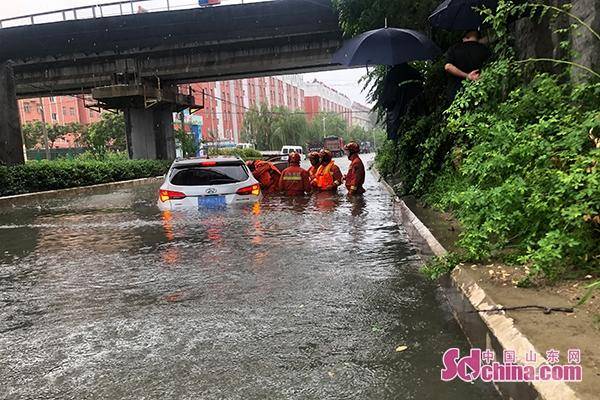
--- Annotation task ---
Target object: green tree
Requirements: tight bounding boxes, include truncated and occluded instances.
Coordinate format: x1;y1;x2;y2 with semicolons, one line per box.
310;112;348;140
175;128;199;157
272;107;310;149
21;121;44;149
21;121;84;149
241;103;275;150
82;113;127;155
334;0;440;36
346;125;368;142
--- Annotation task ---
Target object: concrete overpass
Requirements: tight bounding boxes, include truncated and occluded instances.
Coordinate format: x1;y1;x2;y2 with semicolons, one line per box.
0;0;344;164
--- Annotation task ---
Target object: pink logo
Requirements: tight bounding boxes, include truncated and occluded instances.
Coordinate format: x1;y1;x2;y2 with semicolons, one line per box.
441;348;583;383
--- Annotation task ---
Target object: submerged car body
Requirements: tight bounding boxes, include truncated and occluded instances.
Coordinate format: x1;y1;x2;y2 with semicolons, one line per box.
158;157;262;210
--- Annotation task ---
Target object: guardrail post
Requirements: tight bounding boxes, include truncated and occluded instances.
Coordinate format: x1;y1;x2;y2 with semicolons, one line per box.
130;1;135;14
167;0;171;11
30;16;34;25
92;7;97;18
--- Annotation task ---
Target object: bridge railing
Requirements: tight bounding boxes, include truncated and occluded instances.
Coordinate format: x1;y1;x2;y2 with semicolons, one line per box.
0;0;264;29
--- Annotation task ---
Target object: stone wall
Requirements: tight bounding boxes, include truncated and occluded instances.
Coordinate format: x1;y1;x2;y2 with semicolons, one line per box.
513;0;599;80
571;0;600;81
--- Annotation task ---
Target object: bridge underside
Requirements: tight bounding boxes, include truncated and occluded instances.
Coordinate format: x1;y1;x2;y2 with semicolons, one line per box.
0;0;343;164
3;0;342;98
13;34;342;98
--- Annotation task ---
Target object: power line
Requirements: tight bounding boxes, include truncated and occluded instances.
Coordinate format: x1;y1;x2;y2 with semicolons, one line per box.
199;89;370;115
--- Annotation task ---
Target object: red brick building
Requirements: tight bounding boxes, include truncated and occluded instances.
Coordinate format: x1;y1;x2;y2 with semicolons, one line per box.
187;75;307;143
303;80;353;126
18;95;102;148
18;75;366;149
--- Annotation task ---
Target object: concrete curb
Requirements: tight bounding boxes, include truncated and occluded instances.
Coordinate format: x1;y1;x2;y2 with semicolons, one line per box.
0;176;163;207
372;166;581;400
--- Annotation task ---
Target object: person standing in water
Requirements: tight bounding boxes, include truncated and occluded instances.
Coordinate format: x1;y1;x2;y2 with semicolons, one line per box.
343;142;366;195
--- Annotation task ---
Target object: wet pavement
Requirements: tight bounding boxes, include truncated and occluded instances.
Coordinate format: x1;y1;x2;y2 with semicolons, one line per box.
0;155;499;399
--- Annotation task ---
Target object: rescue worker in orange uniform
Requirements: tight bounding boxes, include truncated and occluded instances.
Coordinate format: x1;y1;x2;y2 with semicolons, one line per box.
343;141;366;195
307;152;321;181
279;152;311;196
313;149;343;192
247;160;281;194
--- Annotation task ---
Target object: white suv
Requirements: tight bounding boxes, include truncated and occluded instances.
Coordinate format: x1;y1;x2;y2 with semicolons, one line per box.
280;145;304;161
158;157;262;210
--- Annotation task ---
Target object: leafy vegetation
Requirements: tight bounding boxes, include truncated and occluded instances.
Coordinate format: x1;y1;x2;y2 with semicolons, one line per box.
240;104;379;150
333;0;440;35
0;158;170;197
175;128;199;158
81;112;127;155
336;0;600;281
22;112;127;157
22;121;84;149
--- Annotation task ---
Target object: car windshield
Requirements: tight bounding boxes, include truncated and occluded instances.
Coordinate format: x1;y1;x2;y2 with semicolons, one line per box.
170;165;248;186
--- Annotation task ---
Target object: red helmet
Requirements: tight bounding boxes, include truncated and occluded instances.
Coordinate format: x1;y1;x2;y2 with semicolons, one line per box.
308;151;321;166
344;142;360;154
288;152;301;164
308;151;320;161
319;149;333;162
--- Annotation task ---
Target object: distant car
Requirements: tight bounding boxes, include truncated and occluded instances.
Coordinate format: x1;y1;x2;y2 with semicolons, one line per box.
280;145;305;161
158;157;261;210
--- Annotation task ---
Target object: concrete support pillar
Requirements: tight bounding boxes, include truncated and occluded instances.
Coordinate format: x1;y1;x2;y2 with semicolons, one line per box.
124;107;175;160
153;107;176;160
0;61;25;166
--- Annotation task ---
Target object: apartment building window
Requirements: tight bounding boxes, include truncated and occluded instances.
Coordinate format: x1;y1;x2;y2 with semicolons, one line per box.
62;106;67;116
50;96;56;103
24;103;31;113
70;107;76;116
51;113;57;121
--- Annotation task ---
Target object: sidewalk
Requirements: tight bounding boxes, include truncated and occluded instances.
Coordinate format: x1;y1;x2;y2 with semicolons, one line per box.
373;167;599;400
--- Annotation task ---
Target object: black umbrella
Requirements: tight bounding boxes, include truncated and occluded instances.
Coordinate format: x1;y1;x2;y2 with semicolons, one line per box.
429;0;498;30
332;28;441;67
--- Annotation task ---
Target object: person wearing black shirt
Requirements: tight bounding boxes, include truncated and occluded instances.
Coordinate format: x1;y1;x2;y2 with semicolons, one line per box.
444;30;491;100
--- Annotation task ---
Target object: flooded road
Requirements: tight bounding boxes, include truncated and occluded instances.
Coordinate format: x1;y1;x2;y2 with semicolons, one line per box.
0;156;498;399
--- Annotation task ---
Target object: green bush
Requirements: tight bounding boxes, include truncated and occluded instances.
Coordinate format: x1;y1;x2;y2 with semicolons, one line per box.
0;159;171;196
76;150;129;162
426;64;600;280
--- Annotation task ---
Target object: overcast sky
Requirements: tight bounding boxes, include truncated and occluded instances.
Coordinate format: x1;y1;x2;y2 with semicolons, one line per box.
1;0;372;106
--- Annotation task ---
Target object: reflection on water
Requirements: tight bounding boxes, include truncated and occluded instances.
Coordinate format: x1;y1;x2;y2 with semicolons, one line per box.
0;156;498;399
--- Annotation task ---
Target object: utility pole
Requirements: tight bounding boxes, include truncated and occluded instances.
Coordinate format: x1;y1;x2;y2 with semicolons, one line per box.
38;97;50;160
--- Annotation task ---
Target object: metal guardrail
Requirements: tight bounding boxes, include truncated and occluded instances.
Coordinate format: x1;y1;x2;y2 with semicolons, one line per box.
0;0;253;29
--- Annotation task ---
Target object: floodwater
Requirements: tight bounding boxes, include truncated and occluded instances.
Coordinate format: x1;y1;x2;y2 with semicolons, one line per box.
0;155;498;399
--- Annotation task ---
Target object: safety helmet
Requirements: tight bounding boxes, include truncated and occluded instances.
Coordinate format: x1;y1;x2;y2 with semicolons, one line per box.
288;152;301;165
308;151;320;161
319;149;333;163
308;151;321;166
344;142;360;154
